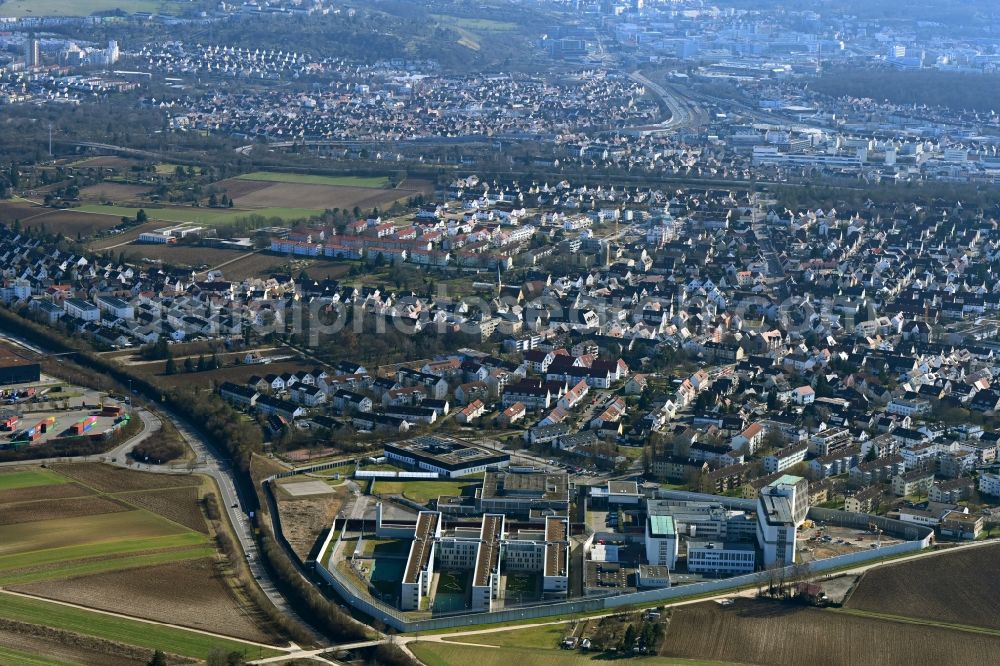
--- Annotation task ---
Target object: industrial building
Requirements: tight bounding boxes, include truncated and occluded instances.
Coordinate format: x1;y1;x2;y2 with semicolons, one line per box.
384;435;510;478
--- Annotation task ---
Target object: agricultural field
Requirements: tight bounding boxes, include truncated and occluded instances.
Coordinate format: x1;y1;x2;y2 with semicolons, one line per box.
0;481;93;505
0;199;39;224
845;543;1000;630
119;243;256;269
235;172;392;188
118;243;339;281
12;558;271;643
0;200;124;237
372;478;481;504
0;495;129;526
0;468;68;490
0;625;164;666
659;598;1000;666
0;510;199;567
217;172;432;211
0;464;283;660
75;203;324;227
78;183;151;204
410;641;731;666
0;593;280;661
0;0;183;17
53;462;202;493
69;156;139;170
116;486;209;534
88;221;163;250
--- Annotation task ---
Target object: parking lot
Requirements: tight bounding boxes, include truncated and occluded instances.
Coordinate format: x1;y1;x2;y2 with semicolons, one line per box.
0;375;126;448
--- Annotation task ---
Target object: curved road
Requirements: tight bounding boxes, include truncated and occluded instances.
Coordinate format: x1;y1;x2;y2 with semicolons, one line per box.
0;331;327;647
627;71;707;135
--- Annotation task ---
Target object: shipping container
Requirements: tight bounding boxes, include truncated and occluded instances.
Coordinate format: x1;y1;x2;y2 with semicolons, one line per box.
102;404;125;418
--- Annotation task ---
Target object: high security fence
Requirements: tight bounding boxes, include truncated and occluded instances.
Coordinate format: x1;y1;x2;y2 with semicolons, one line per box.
313;523;931;632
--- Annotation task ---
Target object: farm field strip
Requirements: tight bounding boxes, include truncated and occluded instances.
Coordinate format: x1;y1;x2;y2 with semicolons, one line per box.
0;495;130;526
0;482;94;505
659;599;1000;666
832;607;1000;637
0;546;216;586
844;542;1000;630
0;508;196;555
74;203;323;226
15;557;275;644
0;592;283;659
52;463;202;493
235;171;391;188
0;645;72;666
0;531;208;572
0;469;68;490
410;642;738;666
112;486;210;533
0;1;181;18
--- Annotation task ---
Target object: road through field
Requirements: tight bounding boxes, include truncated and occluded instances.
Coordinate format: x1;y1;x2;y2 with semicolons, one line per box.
0;331;326;647
0;589;281;651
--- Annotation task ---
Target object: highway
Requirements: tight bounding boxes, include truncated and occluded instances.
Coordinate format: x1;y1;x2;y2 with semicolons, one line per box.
626;71;708;135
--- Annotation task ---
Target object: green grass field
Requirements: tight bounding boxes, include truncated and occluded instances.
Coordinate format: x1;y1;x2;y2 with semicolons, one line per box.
451;623;566;648
154;163;201;175
431;15;517;31
75;203;323;226
0;468;68;490
0;645;71;666
0;593;282;659
0;0;181;17
373;479;480;504
410;642;742;666
236;171;391;188
504;572;539;599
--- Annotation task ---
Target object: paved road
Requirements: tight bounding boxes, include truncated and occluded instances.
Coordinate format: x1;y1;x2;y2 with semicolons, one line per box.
148;405;327;644
627;71;707;135
0;331;327;645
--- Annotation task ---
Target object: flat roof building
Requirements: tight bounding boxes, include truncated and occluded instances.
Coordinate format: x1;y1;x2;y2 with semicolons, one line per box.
645;513;678;569
687;540;756;576
543;515;569;596
385;435;510;478
479;470;569;516
472;514;505;610
400;511;441;611
756;474;809;568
